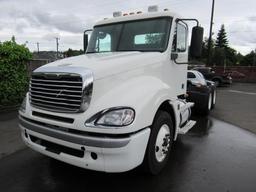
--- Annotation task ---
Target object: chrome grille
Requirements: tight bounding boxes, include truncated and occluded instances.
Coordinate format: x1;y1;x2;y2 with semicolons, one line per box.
30;73;83;113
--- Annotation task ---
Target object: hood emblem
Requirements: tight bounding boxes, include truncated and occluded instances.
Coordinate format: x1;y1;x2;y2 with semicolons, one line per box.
56;90;63;97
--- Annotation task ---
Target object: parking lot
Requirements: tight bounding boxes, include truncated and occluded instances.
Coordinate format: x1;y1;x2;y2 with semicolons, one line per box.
0;83;256;192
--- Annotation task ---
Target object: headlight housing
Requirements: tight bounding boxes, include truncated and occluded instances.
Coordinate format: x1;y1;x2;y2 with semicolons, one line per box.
86;107;135;127
20;95;27;113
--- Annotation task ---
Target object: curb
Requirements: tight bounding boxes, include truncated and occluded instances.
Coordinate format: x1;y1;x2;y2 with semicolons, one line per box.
0;105;20;113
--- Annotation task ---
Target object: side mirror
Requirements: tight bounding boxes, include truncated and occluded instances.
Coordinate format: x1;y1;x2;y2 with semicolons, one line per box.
83;33;89;53
83;29;92;53
190;26;204;58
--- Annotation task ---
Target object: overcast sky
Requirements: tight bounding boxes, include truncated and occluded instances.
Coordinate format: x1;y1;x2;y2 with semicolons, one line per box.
0;0;255;54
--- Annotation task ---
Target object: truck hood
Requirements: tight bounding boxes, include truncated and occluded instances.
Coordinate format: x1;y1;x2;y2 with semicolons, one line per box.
35;52;163;80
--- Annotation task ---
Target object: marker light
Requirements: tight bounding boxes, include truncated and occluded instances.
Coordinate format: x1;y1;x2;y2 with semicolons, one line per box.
113;11;122;17
148;5;158;12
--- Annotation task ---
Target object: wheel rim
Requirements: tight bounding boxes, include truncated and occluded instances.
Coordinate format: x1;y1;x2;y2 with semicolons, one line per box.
212;90;216;105
155;124;171;163
208;93;212;110
214;80;219;87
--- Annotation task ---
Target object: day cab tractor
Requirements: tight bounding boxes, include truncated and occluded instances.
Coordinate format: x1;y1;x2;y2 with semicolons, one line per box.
19;6;204;174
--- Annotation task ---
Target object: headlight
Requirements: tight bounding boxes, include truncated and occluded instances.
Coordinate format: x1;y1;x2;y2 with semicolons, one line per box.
86;107;135;127
20;95;27;113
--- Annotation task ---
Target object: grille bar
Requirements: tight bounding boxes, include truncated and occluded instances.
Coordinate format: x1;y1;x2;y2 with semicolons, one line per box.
30;93;82;103
32;102;79;112
31;78;82;84
31;82;82;89
31;98;80;107
30;90;81;98
31;87;82;93
30;73;83;113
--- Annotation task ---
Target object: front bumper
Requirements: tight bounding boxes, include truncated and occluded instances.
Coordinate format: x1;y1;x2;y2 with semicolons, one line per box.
19;115;150;173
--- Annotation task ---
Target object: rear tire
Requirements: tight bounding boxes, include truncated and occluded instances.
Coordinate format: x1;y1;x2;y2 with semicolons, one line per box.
143;110;174;175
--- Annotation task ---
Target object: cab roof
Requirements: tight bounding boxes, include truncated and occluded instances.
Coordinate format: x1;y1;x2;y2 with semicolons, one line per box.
95;11;179;26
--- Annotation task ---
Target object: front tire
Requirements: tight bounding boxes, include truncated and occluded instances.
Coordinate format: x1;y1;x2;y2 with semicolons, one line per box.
213;79;221;87
143;111;174;175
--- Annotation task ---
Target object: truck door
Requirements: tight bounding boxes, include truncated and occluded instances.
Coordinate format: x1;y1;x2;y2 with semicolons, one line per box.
172;21;188;63
170;20;189;95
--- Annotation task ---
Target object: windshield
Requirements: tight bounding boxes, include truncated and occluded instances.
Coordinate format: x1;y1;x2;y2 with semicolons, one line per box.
87;17;172;53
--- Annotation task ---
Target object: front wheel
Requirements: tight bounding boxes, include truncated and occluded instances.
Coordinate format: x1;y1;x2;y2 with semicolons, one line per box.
213;79;221;87
143;111;174;175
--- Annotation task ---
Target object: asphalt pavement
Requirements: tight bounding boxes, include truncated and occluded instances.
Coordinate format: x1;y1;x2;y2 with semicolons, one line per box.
0;110;25;159
0;83;255;192
211;83;256;134
0;117;256;192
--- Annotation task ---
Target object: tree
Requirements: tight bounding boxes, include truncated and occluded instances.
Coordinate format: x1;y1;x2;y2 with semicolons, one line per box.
0;40;32;107
240;51;255;66
63;48;84;57
215;24;229;48
199;37;215;63
225;47;238;65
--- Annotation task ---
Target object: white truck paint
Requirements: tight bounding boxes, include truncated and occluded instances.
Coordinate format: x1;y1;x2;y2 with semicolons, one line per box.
19;7;203;174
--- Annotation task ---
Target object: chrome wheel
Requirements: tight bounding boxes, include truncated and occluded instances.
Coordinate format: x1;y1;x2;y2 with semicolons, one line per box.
155;124;171;163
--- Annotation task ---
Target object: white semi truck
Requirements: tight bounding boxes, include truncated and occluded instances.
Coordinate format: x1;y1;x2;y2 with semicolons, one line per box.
19;6;204;174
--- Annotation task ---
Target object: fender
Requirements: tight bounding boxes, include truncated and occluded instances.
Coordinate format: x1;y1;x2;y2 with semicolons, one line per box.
83;74;177;134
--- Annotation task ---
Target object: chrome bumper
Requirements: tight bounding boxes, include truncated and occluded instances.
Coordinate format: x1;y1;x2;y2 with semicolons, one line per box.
19;115;130;148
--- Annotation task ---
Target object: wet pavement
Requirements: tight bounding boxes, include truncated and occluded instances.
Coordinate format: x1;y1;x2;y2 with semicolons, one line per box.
0;116;255;192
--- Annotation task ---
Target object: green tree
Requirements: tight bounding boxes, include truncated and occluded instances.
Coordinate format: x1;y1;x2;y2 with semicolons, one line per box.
240;51;255;66
213;47;226;66
215;24;229;48
225;47;238;66
0;40;32;107
198;37;215;63
63;48;84;57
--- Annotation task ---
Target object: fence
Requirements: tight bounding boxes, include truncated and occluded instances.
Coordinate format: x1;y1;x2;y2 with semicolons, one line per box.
213;66;256;83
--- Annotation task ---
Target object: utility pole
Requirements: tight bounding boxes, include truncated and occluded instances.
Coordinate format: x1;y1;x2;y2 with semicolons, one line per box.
253;48;256;66
55;37;60;59
207;0;215;66
36;42;40;54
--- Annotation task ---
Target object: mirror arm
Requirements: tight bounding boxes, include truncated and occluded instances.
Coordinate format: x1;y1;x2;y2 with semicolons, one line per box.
171;53;190;65
176;18;199;26
84;29;93;34
174;59;190;65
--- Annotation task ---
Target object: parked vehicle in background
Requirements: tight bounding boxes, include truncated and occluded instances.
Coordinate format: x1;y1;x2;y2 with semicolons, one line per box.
187;70;216;115
224;70;245;79
193;67;232;87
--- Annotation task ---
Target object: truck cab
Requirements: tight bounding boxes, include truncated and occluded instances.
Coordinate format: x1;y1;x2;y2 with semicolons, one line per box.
19;6;203;174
